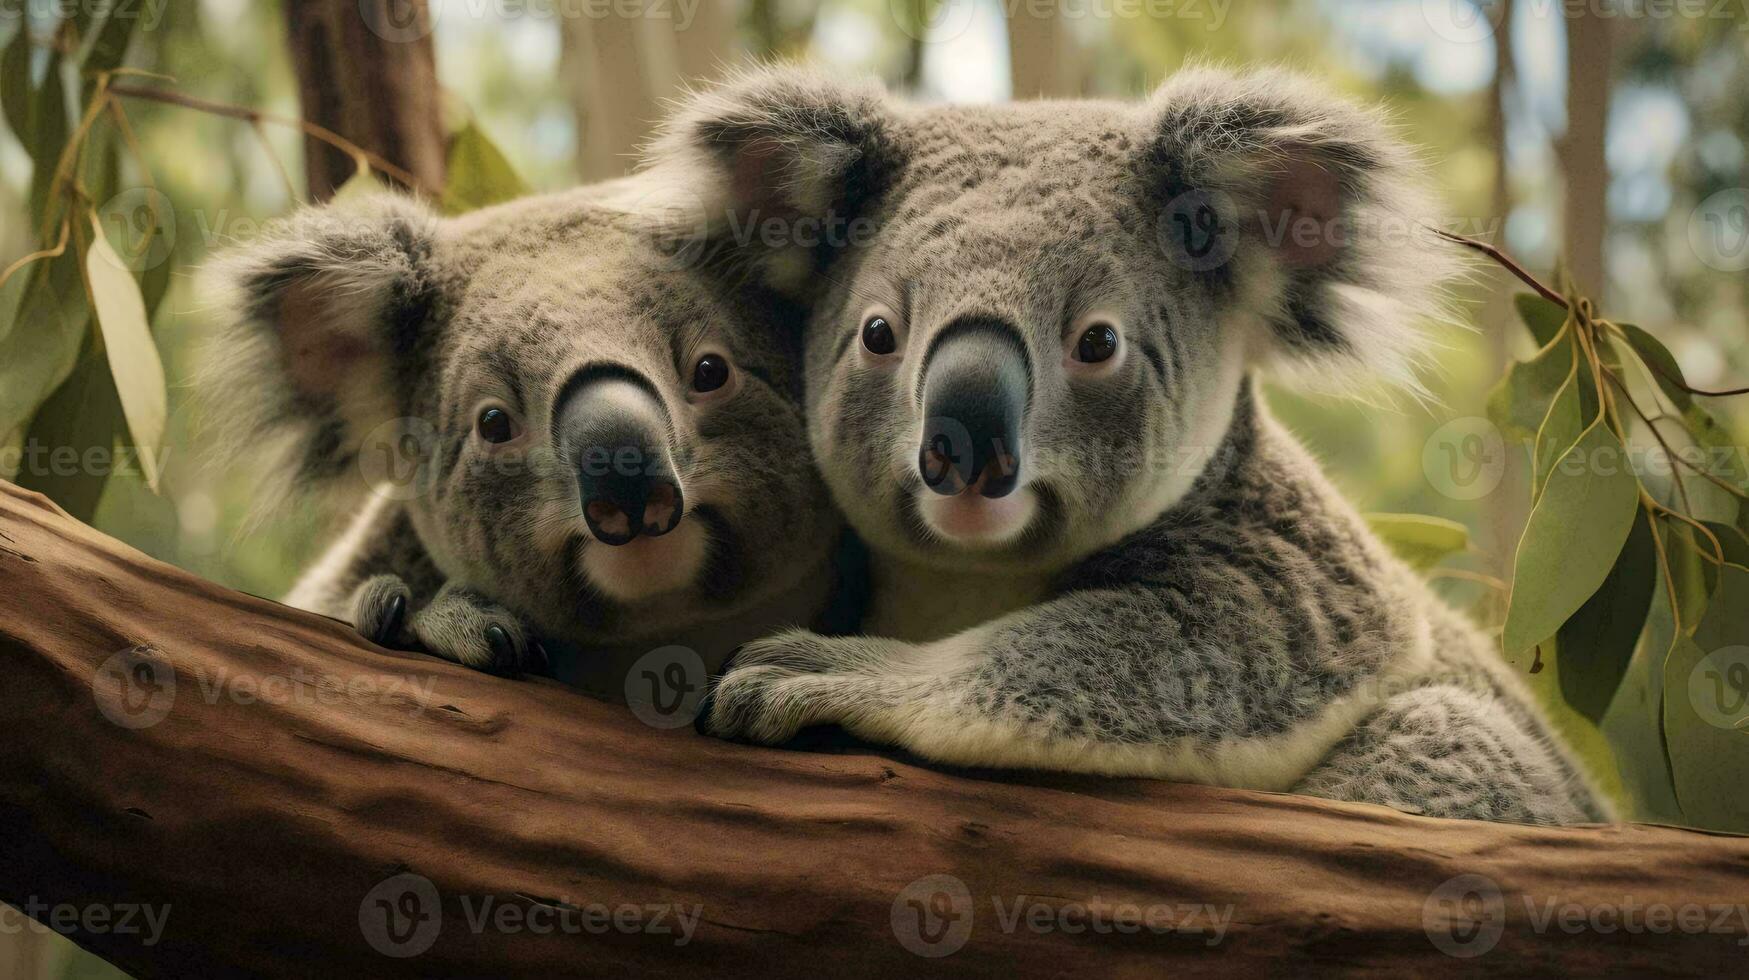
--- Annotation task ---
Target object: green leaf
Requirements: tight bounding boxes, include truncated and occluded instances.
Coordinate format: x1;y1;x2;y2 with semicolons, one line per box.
1615;322;1745;524
1532;361;1585;499
84;211;167;491
1556;509;1658;722
1513;292;1568;348
440;119;528;215
1617;322;1698;415
15;331;124;523
1661;562;1749;831
1485;332;1574;443
27;48;68;224
1665;522;1713;634
1505;633;1627;809
1703;521;1749;570
79;0;140;101
1;21;31;141
1503;419;1643;657
0;253;90;436
331;166;387;204
1365;513;1469;571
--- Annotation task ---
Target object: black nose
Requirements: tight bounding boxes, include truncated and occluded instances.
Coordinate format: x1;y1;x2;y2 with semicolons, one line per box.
555;373;684;546
918;316;1030;499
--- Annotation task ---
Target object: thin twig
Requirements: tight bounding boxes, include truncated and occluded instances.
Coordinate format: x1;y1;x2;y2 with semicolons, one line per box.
1599;319;1749;398
0;215;71;293
1433;228;1567;308
107;82;436;198
1642;497;1684;637
1436;228;1749;399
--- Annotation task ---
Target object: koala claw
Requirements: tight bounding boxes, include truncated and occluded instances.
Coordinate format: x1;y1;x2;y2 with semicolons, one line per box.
698;632;899;744
353;575;414;648
349;577;545;677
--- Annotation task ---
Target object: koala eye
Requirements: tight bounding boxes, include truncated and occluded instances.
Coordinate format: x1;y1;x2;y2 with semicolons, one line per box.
692;354;731;393
1074;324;1120;364
477;406;517;444
861;316;897;356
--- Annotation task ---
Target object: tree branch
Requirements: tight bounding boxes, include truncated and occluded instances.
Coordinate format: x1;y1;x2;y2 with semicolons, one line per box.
1;479;1746;976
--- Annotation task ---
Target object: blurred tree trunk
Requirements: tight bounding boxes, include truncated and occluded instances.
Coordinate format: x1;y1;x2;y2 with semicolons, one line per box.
1006;6;1079;97
1560;7;1612;297
283;0;447;202
563;3;739;183
563;13;664;181
1482;0;1522;609
669;0;738;86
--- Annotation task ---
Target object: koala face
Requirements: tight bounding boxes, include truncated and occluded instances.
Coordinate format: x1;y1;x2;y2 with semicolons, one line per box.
652;68;1449;576
209;184;837;643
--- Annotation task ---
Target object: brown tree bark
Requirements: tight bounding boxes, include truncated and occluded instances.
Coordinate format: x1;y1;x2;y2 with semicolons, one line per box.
283;0;447;201
1;479;1747;977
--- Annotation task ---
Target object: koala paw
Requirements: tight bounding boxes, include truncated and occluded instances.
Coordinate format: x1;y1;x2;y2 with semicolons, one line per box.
696;631;898;744
350;576;547;677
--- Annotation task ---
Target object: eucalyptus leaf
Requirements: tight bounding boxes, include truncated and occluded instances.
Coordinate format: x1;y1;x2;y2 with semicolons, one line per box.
1557;509;1657;722
1365;513;1469;571
1513;292;1568;348
1661;564;1749;831
440;119;528;215
1486;332;1573;443
27;48;67;224
0;254;90;437
80;0;140;104
1503;419;1644;657
331;166;387;203
1;21;31;141
1502;633;1628;809
1702;521;1749;571
15;328;123;523
1532;362;1584;499
85;211;167;491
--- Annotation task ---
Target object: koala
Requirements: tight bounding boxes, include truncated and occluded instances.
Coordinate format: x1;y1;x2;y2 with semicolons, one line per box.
650;66;1611;824
206;181;841;682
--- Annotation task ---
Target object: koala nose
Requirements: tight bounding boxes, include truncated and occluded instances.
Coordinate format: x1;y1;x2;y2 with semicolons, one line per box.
555;372;685;546
918;316;1031;499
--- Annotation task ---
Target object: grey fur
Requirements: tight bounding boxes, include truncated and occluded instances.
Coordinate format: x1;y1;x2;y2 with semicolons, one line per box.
205;180;839;671
655;66;1608;824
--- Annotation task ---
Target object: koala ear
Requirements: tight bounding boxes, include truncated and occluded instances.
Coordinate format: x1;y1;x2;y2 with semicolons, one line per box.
1147;67;1455;391
203;193;440;490
641;67;895;289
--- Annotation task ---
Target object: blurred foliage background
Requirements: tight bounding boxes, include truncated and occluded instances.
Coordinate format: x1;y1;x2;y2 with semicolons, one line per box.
1;0;1746;975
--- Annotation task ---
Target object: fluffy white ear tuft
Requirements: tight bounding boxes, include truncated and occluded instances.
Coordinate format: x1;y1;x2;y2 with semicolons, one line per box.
201;192;441;493
1148;65;1462;395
